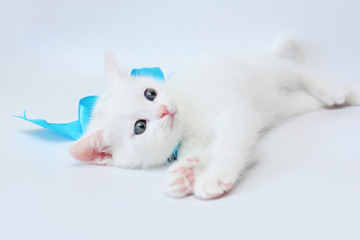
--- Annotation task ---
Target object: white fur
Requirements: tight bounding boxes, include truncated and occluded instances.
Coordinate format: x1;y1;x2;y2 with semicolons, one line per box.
70;43;359;199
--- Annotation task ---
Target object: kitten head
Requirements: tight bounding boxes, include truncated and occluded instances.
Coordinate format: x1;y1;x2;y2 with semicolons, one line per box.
69;50;183;168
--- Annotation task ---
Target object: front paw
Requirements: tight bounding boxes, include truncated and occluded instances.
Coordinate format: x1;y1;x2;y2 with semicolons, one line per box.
164;158;199;198
193;171;237;199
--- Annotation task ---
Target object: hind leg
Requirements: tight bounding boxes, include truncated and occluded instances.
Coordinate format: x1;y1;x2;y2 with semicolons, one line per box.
300;75;349;107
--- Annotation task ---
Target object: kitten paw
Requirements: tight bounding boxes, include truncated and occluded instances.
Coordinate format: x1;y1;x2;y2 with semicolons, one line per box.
164;158;199;198
193;171;236;199
319;85;349;106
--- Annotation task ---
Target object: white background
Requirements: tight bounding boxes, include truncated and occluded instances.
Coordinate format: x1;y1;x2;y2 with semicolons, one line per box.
1;0;360;239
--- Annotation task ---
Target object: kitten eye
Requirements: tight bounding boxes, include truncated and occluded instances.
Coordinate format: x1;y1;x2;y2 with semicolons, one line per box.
144;88;157;101
134;120;147;135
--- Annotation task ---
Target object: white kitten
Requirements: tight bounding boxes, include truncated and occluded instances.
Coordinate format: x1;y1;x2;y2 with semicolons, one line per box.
70;41;360;199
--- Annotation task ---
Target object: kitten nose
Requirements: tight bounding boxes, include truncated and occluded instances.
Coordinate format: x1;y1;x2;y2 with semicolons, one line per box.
158;105;170;118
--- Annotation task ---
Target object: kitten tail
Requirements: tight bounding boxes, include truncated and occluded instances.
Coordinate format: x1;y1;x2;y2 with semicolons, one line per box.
269;36;303;63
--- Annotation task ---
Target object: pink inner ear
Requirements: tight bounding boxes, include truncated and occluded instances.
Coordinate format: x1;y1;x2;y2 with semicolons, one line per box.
69;130;111;162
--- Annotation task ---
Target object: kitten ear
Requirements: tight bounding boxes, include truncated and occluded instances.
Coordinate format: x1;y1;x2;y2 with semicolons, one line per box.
69;130;112;165
105;49;126;83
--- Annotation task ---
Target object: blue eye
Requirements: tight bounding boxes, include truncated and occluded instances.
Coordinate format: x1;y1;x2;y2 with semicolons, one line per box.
144;88;157;101
134;120;146;135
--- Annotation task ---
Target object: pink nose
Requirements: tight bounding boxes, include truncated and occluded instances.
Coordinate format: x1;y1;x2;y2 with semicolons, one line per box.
158;105;170;118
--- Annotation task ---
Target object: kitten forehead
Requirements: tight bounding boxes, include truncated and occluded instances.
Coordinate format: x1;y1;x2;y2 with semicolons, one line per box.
99;75;167;126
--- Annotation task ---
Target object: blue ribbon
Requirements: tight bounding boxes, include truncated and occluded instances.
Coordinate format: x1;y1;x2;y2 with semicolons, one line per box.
14;96;98;140
131;67;164;81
